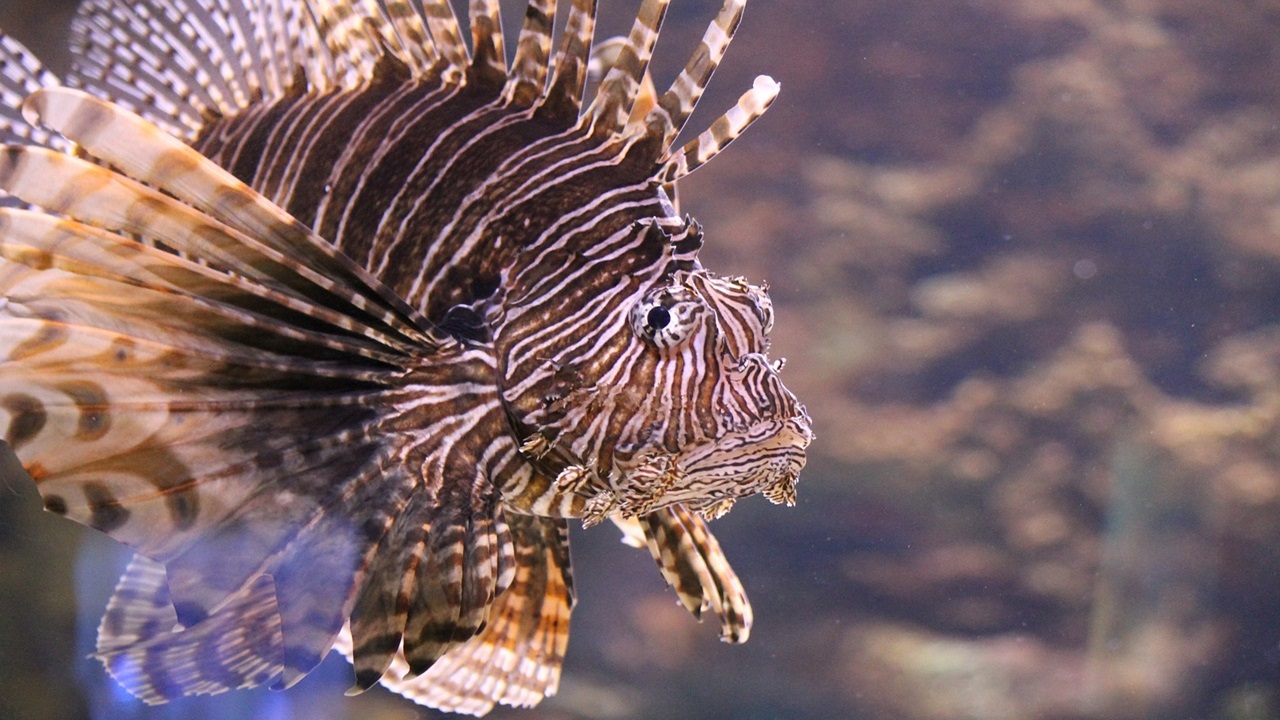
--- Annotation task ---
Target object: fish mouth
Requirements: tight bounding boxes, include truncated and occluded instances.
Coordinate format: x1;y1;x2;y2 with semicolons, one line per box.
671;413;813;511
566;410;812;526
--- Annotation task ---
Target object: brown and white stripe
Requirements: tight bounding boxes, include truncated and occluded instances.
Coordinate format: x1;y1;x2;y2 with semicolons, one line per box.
0;0;810;714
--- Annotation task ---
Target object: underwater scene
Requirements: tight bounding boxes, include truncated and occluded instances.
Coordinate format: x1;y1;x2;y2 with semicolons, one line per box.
2;0;1279;719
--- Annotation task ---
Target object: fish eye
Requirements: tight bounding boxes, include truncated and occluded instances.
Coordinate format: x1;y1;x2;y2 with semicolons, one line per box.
630;286;704;349
647;306;671;330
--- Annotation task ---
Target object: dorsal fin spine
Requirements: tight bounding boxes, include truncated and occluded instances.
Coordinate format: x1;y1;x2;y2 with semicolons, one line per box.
382;0;442;75
645;0;747;149
541;0;597;121
248;0;285;98
0;33;67;152
468;0;508;85
584;0;670;138
505;0;557;107
420;0;470;84
662;74;779;181
218;0;269;98
306;0;394;89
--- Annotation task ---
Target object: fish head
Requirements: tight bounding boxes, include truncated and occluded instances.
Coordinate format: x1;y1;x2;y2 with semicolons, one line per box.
499;252;812;520
609;269;813;516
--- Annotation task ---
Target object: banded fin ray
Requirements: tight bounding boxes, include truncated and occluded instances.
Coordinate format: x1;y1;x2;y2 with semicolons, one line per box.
96;555;286;703
0;141;425;350
540;0;597;120
468;0;508;84
505;0;556;107
380;1;440;75
308;0;403;89
21;87;437;345
644;0;747;146
70;0;279;137
94;547;398;701
64;0;777;186
0;236;405;372
660;74;780;182
0;34;66;153
0;210;412;360
626;505;752;642
0;0;799;714
584;0;669;138
419;0;470;79
0;56;449;697
340;514;575;716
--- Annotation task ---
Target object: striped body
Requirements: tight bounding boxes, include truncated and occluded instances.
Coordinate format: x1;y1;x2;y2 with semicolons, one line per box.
0;0;811;714
194;73;665;319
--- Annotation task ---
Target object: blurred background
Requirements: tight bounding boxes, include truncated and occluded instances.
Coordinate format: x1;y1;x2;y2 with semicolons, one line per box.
4;0;1280;718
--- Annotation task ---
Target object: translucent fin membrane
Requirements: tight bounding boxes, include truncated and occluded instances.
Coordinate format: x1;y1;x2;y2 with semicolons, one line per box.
468;0;508;84
645;0;748;146
0;34;66;152
0;0;783;714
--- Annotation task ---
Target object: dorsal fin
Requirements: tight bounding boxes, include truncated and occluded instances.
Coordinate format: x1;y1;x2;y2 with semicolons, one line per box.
48;0;777;182
63;0;459;141
382;0;442;75
307;0;396;88
661;74;779;181
67;0;329;138
20;85;437;343
420;0;469;83
505;0;556;107
644;0;747;147
540;0;597;121
246;0;298;99
468;0;507;86
583;0;669;138
0;33;67;186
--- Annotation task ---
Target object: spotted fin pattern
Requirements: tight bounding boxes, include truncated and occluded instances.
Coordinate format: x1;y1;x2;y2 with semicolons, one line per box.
0;82;498;697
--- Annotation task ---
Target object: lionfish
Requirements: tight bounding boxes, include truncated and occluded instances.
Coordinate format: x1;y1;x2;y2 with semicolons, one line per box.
0;0;811;714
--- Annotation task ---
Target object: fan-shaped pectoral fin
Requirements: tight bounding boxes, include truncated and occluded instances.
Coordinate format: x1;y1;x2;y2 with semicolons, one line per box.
348;462;515;688
347;352;521;692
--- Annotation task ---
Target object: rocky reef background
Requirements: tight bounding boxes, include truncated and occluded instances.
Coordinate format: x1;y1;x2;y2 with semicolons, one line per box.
3;0;1280;718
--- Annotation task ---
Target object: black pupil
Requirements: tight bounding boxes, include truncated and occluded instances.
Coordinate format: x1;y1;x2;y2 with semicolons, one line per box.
647;306;672;331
